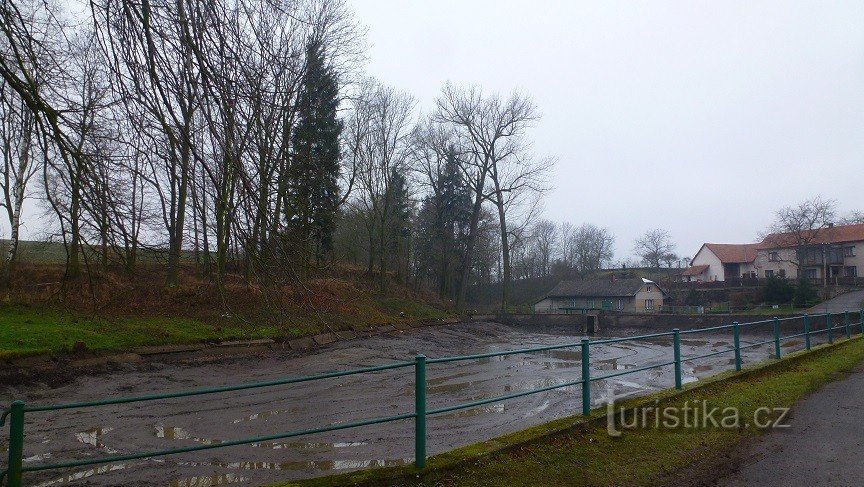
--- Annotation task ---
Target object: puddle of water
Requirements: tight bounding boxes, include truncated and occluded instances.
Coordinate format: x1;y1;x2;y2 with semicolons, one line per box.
24;452;52;463
438;403;505;419
177;458;409;471
692;364;713;373
231;409;291;424
75;427;119;453
596;357;634;371
537;349;582;361
169;473;248;487
252;440;367;450
33;463;127;487
155;425;222;445
504;377;568;392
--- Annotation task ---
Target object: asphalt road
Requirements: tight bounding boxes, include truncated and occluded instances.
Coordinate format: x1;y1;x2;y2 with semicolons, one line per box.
809;289;864;314
716;363;864;486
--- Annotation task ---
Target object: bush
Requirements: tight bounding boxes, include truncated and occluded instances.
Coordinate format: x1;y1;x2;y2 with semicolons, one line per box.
763;276;795;304
794;278;819;307
684;288;702;306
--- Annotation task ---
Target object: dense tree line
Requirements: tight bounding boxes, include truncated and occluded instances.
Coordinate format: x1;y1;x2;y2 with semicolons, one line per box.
0;0;558;311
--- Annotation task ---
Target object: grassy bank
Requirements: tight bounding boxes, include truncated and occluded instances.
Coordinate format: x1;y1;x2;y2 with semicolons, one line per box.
286;336;864;487
0;297;447;360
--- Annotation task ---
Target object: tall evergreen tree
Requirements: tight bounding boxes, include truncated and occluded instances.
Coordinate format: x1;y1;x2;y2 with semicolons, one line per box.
287;39;343;264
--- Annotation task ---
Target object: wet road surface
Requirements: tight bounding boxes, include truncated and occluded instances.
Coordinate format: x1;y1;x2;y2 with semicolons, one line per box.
716;362;864;486
0;321;819;487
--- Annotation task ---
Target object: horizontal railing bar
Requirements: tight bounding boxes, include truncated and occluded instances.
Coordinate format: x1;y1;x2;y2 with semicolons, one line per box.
428;377;585;416
776;316;804;322
24;361;414;413
683;347;736;361
739;318;777;326
21;411;416;473
590;331;676;345
738;339;776;351
679;323;735;334
426;341;584;364
591;360;676;381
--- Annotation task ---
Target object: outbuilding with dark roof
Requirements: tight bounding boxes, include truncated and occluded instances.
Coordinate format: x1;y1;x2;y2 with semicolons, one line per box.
534;277;665;314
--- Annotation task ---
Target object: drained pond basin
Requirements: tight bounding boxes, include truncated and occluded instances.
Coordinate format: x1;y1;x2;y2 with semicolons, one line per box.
1;320;817;486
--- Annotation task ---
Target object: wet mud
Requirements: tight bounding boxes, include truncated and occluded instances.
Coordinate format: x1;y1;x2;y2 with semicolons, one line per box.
0;321;823;486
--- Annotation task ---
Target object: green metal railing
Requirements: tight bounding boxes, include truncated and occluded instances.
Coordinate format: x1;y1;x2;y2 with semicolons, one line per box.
2;310;862;486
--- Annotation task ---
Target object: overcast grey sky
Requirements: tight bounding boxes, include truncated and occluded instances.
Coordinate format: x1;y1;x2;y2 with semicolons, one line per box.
350;0;864;262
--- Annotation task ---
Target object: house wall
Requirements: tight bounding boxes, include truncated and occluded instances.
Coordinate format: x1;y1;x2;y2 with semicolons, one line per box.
631;284;665;313
534;297;634;313
755;241;864;279
755;248;799;278
691;247;725;281
842;242;863;276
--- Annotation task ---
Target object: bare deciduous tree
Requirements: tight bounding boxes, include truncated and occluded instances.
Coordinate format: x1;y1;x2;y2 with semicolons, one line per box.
634;228;676;268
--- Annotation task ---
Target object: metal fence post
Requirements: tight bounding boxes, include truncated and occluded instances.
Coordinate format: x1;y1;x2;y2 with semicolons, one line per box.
773;317;781;359
828;313;833;344
733;322;741;371
414;355;426;469
673;328;682;390
6;401;25;487
845;311;851;339
581;338;591;416
804;314;811;351
860;308;864;335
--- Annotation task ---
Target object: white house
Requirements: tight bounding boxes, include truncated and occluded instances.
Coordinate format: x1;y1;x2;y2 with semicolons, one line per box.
683;223;864;282
682;243;759;282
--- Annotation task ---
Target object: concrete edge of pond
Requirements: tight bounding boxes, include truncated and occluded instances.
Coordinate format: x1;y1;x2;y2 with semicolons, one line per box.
282;335;864;487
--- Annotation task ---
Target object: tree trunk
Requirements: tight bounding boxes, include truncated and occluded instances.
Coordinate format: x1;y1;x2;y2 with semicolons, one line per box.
495;195;510;312
455;174;485;312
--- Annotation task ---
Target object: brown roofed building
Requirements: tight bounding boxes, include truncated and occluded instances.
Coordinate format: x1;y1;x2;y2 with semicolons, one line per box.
754;223;864;281
684;243;760;282
683;223;864;283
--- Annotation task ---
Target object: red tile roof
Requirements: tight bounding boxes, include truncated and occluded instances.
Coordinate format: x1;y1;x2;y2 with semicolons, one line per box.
758;223;864;249
682;264;709;276
703;243;759;263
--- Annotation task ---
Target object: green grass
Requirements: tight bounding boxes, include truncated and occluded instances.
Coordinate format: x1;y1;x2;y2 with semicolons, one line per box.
0;306;282;359
0;298;448;360
284;337;864;487
743;304;810;315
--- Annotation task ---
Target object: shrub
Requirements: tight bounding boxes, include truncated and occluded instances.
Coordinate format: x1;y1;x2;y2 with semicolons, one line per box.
794;278;819;306
763;276;795;304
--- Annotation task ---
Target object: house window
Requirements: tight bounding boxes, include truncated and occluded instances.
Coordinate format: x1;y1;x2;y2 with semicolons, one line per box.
645;299;654;310
616;299;623;311
845;266;858;278
765;269;774;278
587;299;595;308
646;286;652;292
844;246;855;257
779;269;786;278
769;252;780;262
805;268;818;279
